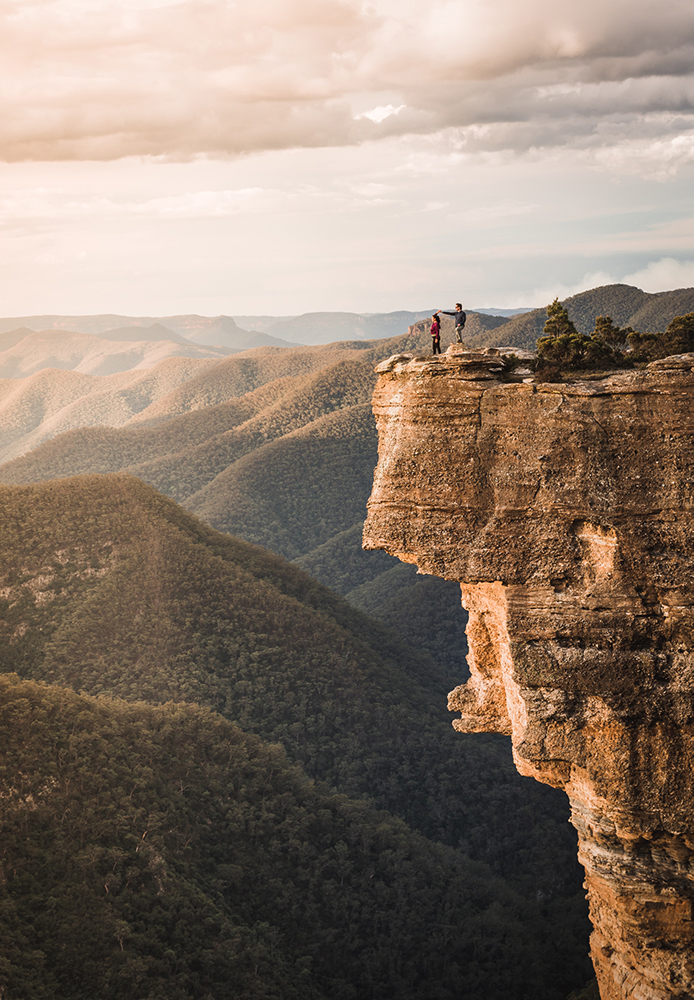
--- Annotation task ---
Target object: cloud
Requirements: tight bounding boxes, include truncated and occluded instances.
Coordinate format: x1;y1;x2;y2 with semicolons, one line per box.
527;257;694;306
525;270;619;306
623;257;694;291
0;0;693;163
355;104;405;123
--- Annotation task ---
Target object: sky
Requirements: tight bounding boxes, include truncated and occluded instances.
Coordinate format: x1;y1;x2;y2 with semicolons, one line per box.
1;0;694;315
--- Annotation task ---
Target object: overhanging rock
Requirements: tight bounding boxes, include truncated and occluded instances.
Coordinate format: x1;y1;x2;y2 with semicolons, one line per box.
363;348;694;1000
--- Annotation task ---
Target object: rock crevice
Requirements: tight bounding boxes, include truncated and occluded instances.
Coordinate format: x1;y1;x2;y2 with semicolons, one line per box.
363;349;694;1000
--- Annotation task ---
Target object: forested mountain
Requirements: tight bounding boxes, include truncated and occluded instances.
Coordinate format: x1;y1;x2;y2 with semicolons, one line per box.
0;344;371;465
3;675;568;1000
0;332;465;676
4;281;689;998
0;475;592;998
462;283;694;350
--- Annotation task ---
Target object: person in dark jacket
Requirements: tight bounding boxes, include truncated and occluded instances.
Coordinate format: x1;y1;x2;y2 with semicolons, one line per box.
440;303;466;343
430;313;441;354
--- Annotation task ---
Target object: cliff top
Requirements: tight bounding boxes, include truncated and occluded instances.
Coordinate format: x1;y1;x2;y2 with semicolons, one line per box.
375;345;694;385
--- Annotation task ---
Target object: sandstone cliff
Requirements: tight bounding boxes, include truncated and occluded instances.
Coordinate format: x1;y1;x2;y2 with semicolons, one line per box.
363;346;694;1000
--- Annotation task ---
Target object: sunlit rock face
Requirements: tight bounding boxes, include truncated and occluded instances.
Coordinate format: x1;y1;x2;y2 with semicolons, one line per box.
363;347;694;1000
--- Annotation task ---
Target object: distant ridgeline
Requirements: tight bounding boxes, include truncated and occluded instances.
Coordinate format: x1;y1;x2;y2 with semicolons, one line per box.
0;284;693;367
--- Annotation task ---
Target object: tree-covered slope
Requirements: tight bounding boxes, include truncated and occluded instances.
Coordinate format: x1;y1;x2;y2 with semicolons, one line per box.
0;356;220;465
345;562;470;679
0;330;435;492
627;287;694;332
295;522;400;594
185;403;377;557
0;334;460;676
0;476;587;908
125;343;373;427
0;474;477;836
293;522;472;677
0;342;384;467
483;284;694;349
0;673;587;1000
0;358;375;499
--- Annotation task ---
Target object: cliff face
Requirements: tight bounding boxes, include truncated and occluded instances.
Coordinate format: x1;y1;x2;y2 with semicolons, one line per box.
363;347;694;1000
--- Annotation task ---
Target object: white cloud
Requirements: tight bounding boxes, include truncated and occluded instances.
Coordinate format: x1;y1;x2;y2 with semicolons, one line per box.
592;132;694;179
355;104;405;123
0;0;692;164
525;271;618;306
623;257;694;291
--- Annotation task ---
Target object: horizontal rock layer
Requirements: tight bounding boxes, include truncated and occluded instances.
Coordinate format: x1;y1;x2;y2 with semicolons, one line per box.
363;348;694;1000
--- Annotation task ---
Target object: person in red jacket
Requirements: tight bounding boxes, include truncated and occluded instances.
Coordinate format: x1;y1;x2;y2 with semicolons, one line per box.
430;313;441;354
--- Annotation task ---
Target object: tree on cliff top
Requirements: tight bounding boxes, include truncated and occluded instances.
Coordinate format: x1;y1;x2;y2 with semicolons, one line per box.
542;298;578;339
627;311;694;360
536;300;620;371
537;301;694;373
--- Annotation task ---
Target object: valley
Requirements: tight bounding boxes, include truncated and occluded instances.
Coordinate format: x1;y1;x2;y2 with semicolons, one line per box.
4;281;687;999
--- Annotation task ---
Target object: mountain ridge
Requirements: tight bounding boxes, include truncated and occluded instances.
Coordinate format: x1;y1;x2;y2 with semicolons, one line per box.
0;328;231;381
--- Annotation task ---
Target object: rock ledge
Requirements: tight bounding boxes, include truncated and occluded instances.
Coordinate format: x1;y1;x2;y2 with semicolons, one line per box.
363;351;694;1000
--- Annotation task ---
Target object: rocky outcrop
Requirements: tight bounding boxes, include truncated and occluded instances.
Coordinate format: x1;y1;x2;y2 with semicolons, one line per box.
363;346;694;1000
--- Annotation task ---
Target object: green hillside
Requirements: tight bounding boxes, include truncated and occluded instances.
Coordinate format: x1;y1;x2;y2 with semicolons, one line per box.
295;522;400;594
186;403;376;557
481;284;694;349
0;332;467;697
0;358;375;500
0;338;453;673
627;287;694;332
0;317;596;999
346;563;470;678
0;673;588;1000
0;476;590;940
296;531;470;678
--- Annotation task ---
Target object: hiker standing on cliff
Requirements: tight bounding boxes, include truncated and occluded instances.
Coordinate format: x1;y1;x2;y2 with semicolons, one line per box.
430;313;441;355
440;303;466;343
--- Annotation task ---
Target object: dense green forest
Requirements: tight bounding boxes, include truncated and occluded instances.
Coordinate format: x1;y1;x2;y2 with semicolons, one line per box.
533;301;694;376
0;475;592;998
2;283;692;998
2;674;575;1000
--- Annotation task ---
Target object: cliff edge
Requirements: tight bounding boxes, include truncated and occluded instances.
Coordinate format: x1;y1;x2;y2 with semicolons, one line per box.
363;347;694;1000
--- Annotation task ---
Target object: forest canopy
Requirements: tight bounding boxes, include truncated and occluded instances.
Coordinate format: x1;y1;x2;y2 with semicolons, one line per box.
0;474;592;999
